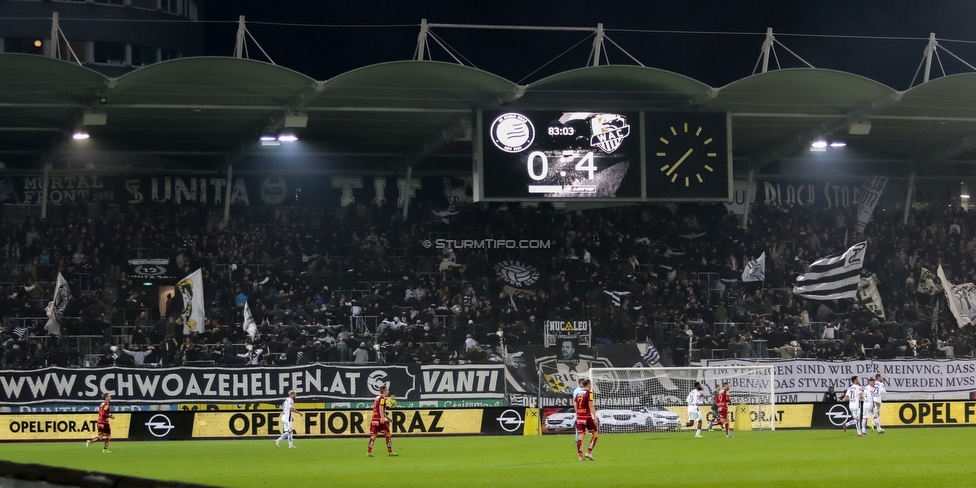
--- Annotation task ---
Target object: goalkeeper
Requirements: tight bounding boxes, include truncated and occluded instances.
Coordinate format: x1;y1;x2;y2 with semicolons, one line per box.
707;383;721;431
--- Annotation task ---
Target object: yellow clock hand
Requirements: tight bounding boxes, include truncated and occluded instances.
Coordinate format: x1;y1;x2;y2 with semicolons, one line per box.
666;148;694;176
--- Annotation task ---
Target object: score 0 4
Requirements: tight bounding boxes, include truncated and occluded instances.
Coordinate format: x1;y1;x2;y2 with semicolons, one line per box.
527;151;596;181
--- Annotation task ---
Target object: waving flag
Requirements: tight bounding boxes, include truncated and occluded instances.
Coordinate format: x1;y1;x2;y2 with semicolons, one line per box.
938;265;976;328
243;301;257;340
177;269;205;335
793;242;867;300
741;252;766;282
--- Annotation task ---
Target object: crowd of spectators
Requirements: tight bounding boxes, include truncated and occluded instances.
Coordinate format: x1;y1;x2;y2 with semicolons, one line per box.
0;194;974;369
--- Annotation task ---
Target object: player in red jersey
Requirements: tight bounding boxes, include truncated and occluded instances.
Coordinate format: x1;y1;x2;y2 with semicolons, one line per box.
86;393;115;452
573;378;598;461
715;382;733;438
367;385;398;457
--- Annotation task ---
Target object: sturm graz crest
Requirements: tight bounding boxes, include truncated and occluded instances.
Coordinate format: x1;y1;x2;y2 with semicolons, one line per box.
494;261;540;288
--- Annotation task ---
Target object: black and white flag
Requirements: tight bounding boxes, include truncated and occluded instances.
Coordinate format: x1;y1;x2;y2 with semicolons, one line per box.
242;301;257;340
640;342;661;365
937;265;976;328
44;272;71;336
604;290;631;307
741;252;766;282
793;242;867;300
13;324;28;339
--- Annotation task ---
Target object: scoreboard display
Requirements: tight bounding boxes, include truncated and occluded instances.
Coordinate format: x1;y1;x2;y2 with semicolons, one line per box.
478;110;643;201
475;109;731;202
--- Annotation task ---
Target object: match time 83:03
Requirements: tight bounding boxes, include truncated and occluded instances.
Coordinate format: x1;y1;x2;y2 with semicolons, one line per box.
548;126;575;136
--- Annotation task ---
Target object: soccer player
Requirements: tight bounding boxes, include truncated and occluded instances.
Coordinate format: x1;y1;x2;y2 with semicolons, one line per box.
685;382;705;438
275;390;303;449
715;382;733;438
861;378;876;436
842;376;864;437
873;373;886;434
572;378;586;443
367;385;398;457
86;393;114;453
574;378;598;461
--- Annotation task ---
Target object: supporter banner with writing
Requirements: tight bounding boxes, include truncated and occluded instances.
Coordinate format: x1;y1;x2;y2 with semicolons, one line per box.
0;174;473;209
505;344;644;408
704;359;976;403
854;176;888;233
0;364;505;405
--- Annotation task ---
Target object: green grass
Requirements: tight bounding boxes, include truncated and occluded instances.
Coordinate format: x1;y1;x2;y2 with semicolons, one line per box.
2;428;975;487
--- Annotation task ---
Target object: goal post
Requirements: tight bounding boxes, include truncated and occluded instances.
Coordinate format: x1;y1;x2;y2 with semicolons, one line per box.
588;366;775;432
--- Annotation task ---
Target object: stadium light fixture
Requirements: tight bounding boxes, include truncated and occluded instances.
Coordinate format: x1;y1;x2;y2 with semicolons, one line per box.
830;142;847;147
260;135;279;147
277;133;298;142
810;140;827;152
72;130;90;140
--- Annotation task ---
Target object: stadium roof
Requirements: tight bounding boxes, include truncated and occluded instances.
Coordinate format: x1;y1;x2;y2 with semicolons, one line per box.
3;52;976;176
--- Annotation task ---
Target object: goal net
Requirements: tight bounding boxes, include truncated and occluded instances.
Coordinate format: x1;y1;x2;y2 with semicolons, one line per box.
588;366;775;432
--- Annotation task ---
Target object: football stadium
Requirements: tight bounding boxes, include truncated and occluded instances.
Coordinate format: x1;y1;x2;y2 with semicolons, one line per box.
2;2;976;487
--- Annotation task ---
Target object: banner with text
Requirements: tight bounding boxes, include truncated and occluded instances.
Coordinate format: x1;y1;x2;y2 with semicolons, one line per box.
0;174;473;210
704;359;976;403
0;364;506;405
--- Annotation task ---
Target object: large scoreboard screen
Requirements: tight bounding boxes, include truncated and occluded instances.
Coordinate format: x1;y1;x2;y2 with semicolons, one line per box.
477;110;644;201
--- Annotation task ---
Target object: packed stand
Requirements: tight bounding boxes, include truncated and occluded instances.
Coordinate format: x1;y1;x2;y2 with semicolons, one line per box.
0;196;973;369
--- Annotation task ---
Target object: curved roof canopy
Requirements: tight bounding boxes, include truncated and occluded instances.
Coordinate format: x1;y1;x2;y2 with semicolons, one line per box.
2;54;976;173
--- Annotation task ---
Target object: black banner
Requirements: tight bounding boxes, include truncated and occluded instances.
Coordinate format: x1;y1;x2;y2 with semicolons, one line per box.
0;364;506;405
127;411;194;441
479;407;527;435
505;343;645;408
0;174;474;209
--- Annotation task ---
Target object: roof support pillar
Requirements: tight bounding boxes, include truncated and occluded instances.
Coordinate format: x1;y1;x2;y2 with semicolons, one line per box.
223;161;233;226
234;16;246;59
589;23;605;66
40;162;51;220
401;165;412;220
415;19;429;61
760;28;774;73
742;169;755;229
923;32;937;83
49;12;59;59
903;171;915;225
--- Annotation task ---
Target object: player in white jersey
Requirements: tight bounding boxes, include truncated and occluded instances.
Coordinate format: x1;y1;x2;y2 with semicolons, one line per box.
685;382;705;438
842;376;864;437
572;378;586;443
275;390;303;449
861;378;876;435
873;374;886;433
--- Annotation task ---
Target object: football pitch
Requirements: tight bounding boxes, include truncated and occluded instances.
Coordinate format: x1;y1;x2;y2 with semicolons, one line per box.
1;428;972;488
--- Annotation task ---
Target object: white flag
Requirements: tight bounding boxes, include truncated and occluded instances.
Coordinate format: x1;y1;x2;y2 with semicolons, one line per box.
854;176;888;234
856;274;885;320
937;265;976;328
243;301;257;340
741;252;766;282
177;268;206;335
44;272;71;336
793;242;867;300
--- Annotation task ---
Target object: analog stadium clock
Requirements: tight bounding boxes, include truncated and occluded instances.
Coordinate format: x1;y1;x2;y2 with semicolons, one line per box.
645;112;731;201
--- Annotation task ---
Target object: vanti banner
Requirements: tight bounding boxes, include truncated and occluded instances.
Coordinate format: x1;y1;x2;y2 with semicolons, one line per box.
703;359;976;403
0;364;505;405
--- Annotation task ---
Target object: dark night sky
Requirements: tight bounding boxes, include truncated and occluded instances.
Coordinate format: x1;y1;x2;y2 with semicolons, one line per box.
203;1;976;89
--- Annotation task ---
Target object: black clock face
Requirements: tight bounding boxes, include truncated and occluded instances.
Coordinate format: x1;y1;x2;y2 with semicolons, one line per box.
645;112;731;200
